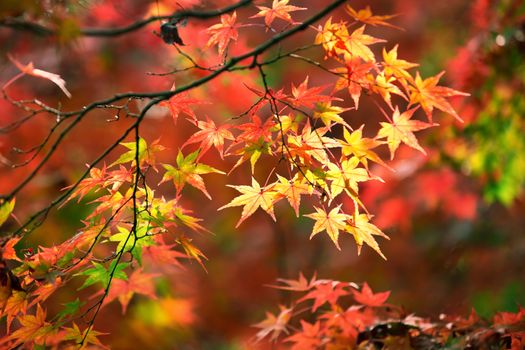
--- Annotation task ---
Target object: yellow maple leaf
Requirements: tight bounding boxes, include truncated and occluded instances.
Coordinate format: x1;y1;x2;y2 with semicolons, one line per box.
219;178;278;227
305;206;349;250
377;106;435;159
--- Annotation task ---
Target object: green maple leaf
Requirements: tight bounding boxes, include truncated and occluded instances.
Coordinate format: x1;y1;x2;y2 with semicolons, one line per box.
76;261;128;290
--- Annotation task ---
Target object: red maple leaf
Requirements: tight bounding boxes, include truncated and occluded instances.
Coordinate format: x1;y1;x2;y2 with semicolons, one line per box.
352;282;390;307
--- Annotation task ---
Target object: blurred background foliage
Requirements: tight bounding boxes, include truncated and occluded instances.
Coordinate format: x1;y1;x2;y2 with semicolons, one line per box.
0;0;524;348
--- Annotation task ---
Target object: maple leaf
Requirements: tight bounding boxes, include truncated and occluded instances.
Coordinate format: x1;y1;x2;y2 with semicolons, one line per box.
183;116;234;159
5;304;54;347
178;236;208;271
235;115;275;143
0;198;15;228
287;121;340;165
409;71;469;122
159;91;208;124
313;101;351;128
343;25;385;62
205;11;239;56
143;242;186;269
346;207;389;259
315;18;350;58
333;58;375;108
290;76;333;108
285;320;322;350
305;206;349;250
219;177;278;227
345;5;399;29
63;323;109;349
251;0;306;28
274;174;309;217
269;272;318;292
352;282;390;307
99;269;158;314
377;106;435;159
327;157;371;199
1;237;20;261
160;150;224;199
372;72;407;109
382;45;418;85
299;281;349;311
3;291;28;333
339;126;387;169
254;305;292;341
6;54;72;97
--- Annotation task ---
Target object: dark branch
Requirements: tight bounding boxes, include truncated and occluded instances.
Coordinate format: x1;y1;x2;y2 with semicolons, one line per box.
0;0;252;38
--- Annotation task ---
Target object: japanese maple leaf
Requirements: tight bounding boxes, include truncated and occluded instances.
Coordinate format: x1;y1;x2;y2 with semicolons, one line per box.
274;174;310;216
377;106;435;160
6;54;71;97
254;305;292;341
299;281;349;311
3;291;28;333
313;101;351;128
183;116;234;159
285;321;322;349
345;5;399;29
287;120;340;165
205;11;239;56
352;282;390;307
5;304;54;347
159;91;208;124
333;58;375;108
1;237;20;261
235;115;275;143
372;72;407;109
160;150;224;199
143;240;186;269
339;126;387;169
382;45;418;84
314;18;350;58
305;206;349;250
218;177;278;227
327;157;371;199
0;198;15;228
269;272;318;292
343;25;385;62
346;207;389;259
290;76;333;108
99;269;159;314
251;0;306;28
409;71;469;122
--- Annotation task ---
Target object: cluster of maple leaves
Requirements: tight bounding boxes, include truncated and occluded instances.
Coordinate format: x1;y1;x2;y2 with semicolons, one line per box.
254;273;525;349
0;1;477;348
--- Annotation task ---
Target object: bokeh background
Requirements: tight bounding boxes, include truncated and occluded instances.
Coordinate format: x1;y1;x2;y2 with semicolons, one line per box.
1;0;524;348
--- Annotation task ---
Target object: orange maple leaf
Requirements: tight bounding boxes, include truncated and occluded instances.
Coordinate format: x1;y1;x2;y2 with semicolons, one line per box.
159;91;208;124
101;269;159;314
274;174;310;217
409;71;469;122
6;54;72;97
333;58;375;108
345;5;399;29
343;25;385;62
382;45;418;85
299;281;349;311
254;305;293;341
251;0;306;28
377;106;436;160
352;282;390;307
219;178;278;227
205;11;239;56
305;206;349;250
290;76;334;108
183;116;234;159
